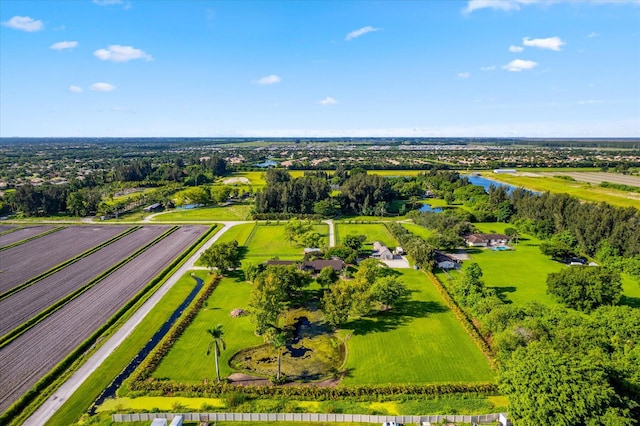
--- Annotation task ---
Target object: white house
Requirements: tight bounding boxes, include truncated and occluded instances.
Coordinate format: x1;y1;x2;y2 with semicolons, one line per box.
434;251;458;269
465;233;511;247
372;241;394;260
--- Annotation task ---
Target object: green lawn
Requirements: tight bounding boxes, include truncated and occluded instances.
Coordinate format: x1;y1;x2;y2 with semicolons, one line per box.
151;203;252;222
341;269;495;385
436;223;562;306
46;271;209;426
335;223;397;249
195;223;257;267
243;224;328;265
401;223;435;241
152;275;263;382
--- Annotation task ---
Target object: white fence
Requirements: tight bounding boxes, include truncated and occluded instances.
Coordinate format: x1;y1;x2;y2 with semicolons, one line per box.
113;412;509;424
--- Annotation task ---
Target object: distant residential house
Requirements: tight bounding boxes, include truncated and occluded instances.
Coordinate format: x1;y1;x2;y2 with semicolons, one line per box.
143;203;163;213
301;259;346;274
464;233;511;247
372;241;395;260
303;248;322;255
265;260;297;267
264;258;345;275
434;251;459;270
493;169;517;174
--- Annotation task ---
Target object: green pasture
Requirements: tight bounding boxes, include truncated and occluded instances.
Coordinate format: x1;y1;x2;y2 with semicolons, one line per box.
436;223;562;306
480;172;640;208
335;223;397;249
243;224;329;265
152;275;263;382
340;268;495;385
151;203;252;222
46;271;209;426
401;223;435;241
194;223;256;267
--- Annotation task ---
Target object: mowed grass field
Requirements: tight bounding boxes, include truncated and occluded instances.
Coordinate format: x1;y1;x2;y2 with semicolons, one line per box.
335;223;397;249
480;172;640;208
242;224;329;265
401;223;435;241
341;268;495;384
152;275;263;382
152;203;253;222
436;222;563;306
153;222;494;385
434;222;640;308
195;222;257;267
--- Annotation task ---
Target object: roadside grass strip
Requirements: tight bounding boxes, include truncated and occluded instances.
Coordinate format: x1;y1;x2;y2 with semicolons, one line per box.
0;226;174;349
0;226;141;302
2;226;217;425
0;225;64;252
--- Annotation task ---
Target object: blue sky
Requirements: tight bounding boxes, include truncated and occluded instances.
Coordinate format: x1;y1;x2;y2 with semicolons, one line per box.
1;0;639;138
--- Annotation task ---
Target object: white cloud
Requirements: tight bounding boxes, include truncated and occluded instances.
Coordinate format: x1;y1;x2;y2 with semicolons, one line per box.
345;26;380;41
457;72;471;78
255;74;281;85
90;82;116;92
68;85;83;93
318;97;338;106
50;41;78;50
503;59;538;72
480;65;497;71
465;0;640;13
2;16;43;32
588;32;600;38
509;45;524;52
523;36;565;51
94;45;152;62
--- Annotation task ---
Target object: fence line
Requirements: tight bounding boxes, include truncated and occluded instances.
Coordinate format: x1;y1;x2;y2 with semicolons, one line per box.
113;412;510;425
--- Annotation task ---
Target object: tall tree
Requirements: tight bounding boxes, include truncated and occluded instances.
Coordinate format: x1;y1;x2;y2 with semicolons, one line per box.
546;266;622;312
200;240;242;273
269;331;288;382
206;324;226;383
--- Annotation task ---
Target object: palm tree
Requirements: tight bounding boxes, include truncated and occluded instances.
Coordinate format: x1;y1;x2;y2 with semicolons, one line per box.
206;324;226;383
269;332;287;382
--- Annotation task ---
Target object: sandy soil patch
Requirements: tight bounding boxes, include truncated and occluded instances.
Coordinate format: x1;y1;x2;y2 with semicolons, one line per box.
223;177;250;185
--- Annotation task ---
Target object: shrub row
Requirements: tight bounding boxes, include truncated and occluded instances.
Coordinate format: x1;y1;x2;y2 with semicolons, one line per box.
129;273;221;384
252;213;323;221
130;379;498;400
424;271;497;370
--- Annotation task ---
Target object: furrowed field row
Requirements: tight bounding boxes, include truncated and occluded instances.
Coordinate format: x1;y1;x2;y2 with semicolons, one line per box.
0;226;171;337
0;226;130;293
0;226;55;248
0;225;208;413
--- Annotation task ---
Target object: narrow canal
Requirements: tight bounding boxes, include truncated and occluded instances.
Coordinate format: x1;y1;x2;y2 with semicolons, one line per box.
87;275;204;415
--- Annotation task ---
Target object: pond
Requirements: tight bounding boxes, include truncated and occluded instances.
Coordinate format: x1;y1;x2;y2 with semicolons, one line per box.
255;160;279;168
464;175;519;192
419;203;444;213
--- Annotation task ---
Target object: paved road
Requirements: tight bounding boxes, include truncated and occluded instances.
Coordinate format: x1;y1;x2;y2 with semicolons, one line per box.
323;219;335;247
24;222;237;426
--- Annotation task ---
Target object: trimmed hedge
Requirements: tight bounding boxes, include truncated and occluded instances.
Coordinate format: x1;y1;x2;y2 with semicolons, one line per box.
129;273;221;384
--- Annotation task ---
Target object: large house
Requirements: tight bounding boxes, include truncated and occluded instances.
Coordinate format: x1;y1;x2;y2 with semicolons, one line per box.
464;233;511;247
264;258;345;275
372;241;394;260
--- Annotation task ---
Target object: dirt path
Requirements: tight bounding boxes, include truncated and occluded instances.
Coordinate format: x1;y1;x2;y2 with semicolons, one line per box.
23;223;237;426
